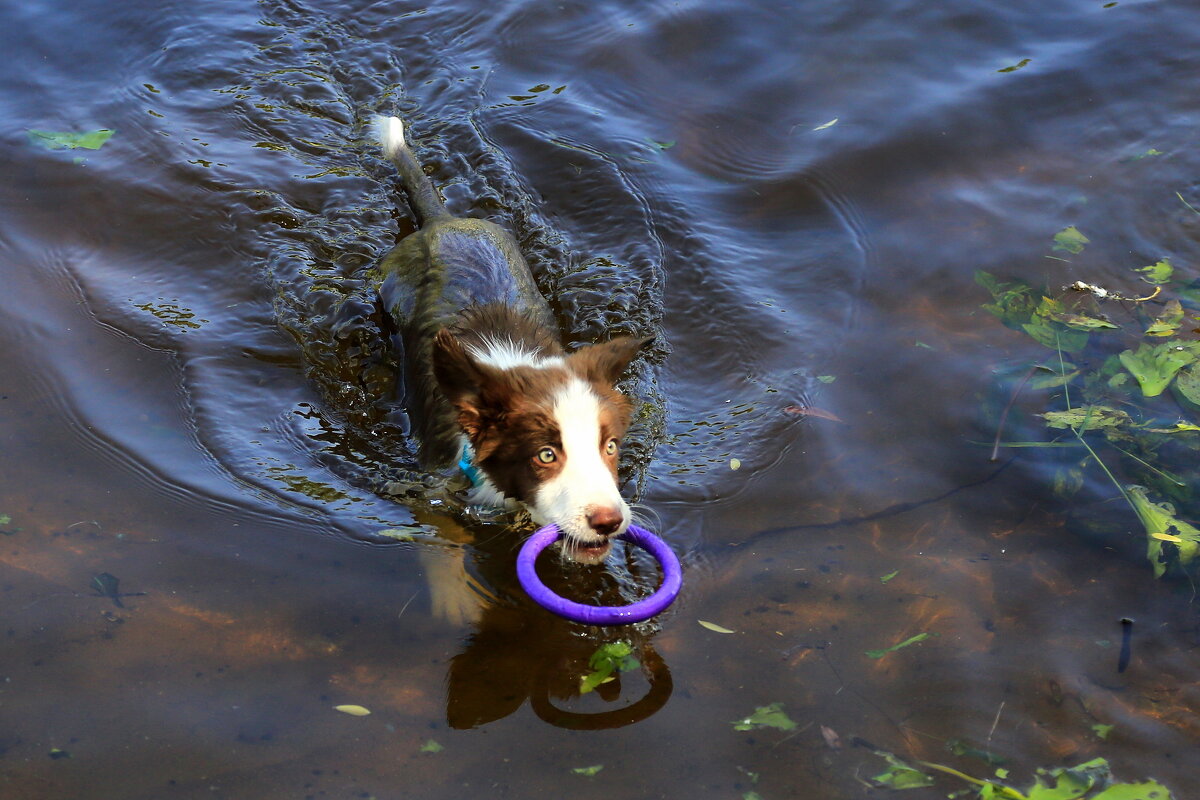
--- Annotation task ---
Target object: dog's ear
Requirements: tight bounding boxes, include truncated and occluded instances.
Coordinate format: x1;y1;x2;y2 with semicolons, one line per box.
433;330;487;438
569;335;653;387
433;329;481;401
432;329;508;459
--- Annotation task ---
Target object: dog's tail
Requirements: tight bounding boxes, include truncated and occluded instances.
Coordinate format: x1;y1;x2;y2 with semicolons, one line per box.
375;115;450;225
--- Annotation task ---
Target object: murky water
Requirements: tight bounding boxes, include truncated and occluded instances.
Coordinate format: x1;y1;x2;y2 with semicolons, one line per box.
3;0;1199;797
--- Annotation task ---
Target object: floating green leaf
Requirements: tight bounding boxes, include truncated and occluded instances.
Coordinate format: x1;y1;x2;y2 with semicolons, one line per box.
1177;279;1200;308
880;570;900;584
1031;370;1081;390
1091;723;1114;739
1176;365;1200;406
1025;770;1092;799
1127;486;1200;576
872;753;936;790
580;642;639;694
732;702;797;732
817;375;836;383
572;764;603;776
865;632;932;659
1041;405;1131;432
1091;780;1174;799
1144;421;1200;434
1049;311;1119;330
947;739;1007;766
28;128;115;151
998;58;1032;73
977;271;1039;329
1019;300;1090;352
1053;226;1090;254
1145;300;1184;337
1134;259;1174;285
698;619;736;634
420;739;443;753
1118;342;1199;397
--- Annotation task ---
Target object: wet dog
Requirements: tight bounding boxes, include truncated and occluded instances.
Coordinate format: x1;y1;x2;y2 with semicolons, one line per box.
373;117;647;583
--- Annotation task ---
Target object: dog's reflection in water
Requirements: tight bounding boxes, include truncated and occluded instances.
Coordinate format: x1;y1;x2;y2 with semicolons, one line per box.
410;507;671;730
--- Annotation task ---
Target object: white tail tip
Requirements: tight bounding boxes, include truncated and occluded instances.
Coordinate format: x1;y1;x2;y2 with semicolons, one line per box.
375;115;406;158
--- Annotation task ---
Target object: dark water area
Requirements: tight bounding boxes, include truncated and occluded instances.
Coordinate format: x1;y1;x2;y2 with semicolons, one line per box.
3;0;1200;797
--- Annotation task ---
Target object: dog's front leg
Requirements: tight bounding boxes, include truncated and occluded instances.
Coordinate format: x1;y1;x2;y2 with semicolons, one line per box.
411;509;494;626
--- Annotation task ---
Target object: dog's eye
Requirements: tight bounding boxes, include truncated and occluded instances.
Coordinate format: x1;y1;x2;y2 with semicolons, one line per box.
535;447;557;464
605;439;619;456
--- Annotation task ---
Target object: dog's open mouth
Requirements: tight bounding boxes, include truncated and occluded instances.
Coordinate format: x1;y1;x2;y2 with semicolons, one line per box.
563;537;613;564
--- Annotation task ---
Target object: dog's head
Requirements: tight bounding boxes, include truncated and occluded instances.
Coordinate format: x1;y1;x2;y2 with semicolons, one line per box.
434;330;648;562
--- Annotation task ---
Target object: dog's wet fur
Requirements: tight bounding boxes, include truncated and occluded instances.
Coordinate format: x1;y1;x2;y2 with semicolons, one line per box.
374;116;647;565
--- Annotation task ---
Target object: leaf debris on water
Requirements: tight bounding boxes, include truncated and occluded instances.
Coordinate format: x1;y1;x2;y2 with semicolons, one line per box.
698;620;736;634
28;128;115;151
91;572;136;608
730;458;742;471
871;752;934;789
420;739;443;753
580;642;640;694
812;118;839;131
732;702;797;732
1052;225;1089;254
879;570;900;584
997;58;1032;73
334;704;371;716
865;632;933;659
1135;258;1174;285
572;764;604;776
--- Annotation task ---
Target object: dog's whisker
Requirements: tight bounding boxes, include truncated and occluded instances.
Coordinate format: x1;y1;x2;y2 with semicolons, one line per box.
628;502;662;532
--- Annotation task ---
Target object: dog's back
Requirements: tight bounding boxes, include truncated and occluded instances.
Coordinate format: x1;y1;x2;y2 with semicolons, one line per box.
374;117;558;469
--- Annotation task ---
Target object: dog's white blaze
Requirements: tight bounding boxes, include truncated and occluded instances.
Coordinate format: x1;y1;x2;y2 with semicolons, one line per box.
530;378;627;542
467;338;564;370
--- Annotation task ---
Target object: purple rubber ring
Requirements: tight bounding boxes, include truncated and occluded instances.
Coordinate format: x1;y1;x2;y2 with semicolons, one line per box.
517;524;682;625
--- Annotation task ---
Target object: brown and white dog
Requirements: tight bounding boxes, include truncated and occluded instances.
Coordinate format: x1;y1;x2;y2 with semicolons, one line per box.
374;116;648;569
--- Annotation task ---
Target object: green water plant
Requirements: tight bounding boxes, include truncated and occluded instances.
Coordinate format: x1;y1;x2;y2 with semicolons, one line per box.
731;702;797;732
864;632;934;659
27;128;115;151
870;751;1171;799
579;642;640;694
978;252;1200;578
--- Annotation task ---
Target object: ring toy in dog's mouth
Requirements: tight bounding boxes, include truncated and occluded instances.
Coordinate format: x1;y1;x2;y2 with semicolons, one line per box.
517;524;682;625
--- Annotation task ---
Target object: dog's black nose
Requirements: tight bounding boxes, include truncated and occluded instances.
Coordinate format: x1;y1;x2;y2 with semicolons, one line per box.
587;507;623;537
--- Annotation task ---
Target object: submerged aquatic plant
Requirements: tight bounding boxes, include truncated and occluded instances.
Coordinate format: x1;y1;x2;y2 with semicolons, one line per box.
870;750;1173;799
978;251;1200;578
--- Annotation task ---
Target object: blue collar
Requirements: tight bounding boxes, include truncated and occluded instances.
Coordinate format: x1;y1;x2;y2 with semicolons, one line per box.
458;442;485;488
